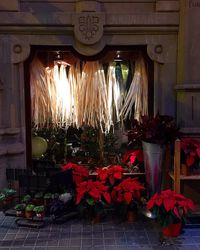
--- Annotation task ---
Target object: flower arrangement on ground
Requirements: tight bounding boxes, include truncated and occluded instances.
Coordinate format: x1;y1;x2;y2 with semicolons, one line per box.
147;189;196;237
76;180;111;223
111;177;144;221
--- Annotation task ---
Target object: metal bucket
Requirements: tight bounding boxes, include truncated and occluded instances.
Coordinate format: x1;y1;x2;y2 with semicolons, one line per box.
142;141;165;198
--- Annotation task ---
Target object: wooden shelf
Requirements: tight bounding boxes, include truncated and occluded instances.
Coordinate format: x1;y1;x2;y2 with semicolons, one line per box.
169;171;200;181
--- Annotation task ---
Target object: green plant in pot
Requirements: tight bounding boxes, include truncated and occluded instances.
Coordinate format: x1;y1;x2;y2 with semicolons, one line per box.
1;188;16;206
25;204;35;219
15;203;26;217
128;113;179;198
33;192;44;206
147;189;195;237
44;193;53;206
33;205;45;219
111;177;144;222
22;194;32;204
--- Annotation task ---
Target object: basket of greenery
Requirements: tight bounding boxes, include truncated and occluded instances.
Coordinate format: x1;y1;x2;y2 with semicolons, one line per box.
22;194;32;204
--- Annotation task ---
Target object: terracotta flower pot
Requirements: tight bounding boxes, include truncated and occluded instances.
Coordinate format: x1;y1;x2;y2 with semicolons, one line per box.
162;223;182;237
127;210;137;222
25;211;34;219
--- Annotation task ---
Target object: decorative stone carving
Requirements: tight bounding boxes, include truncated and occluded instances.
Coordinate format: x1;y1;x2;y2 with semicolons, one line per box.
147;44;165;63
73;12;105;45
11;36;30;64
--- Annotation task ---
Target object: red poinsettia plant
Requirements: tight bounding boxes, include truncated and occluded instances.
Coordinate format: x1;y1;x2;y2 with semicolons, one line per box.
62;162;89;185
147;189;196;228
96;165;124;185
111;177;144;205
75;180;111;218
181;138;200;168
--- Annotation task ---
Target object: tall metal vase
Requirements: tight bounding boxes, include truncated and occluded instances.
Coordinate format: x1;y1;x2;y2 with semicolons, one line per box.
142;141;166;198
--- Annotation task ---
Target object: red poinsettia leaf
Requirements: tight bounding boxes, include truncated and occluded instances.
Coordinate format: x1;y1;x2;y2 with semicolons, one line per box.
187;199;196;211
155;198;162;207
89;189;100;200
109;176;115;185
163;198;175;212
186;155;195;167
103;192;111;204
147;199;155;210
136;150;144;162
111;190;117;201
173;206;180;219
130;155;137;164
124;192;132;204
113;172;122;180
196;148;200;158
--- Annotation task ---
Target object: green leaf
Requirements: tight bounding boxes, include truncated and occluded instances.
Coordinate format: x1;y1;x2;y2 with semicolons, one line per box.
86;197;94;206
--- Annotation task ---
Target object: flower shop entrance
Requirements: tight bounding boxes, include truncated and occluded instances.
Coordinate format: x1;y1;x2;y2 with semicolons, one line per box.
26;45;154;170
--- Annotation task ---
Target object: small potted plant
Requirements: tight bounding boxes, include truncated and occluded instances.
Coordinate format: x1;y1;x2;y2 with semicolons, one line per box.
33;192;44;205
44;193;53;206
15;203;26;217
1;188;16;206
33;205;45;219
147;189;196;237
22;194;32;204
76;180;111;223
111;177;144;222
25;204;35;219
180;138;200;175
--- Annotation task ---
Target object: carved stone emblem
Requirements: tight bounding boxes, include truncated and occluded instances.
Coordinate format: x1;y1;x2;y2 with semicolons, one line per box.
74;12;104;45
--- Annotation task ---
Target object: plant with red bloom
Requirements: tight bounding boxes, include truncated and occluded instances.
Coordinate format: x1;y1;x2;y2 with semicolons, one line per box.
147;189;196;228
181;138;200;168
62;162;89;185
111;177;144;220
122;150;144;165
75;180;111;219
111;178;144;204
96;165;124;185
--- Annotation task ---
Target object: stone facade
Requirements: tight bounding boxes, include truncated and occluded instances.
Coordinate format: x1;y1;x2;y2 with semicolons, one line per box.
0;0;198;188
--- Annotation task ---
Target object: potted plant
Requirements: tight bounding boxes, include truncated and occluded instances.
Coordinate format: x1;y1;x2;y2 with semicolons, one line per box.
96;165;124;186
128;113;179;197
76;180;111;223
147;189;195;237
62;162;89;186
15;203;26;217
111;177;144;222
22;194;32;204
180;138;200;175
25;204;35;219
44;193;53;206
33;192;44;205
1;188;16;206
33;205;45;219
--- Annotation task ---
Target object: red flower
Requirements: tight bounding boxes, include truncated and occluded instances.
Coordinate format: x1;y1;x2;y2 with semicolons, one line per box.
76;180;111;205
181;138;200;167
62;162;89;185
147;189;196;221
111;178;144;204
122;150;144;164
96;165;124;185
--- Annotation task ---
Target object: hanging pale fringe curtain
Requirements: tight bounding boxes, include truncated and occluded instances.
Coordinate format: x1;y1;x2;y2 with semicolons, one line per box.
120;55;148;122
77;61;110;132
30;55;148;131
